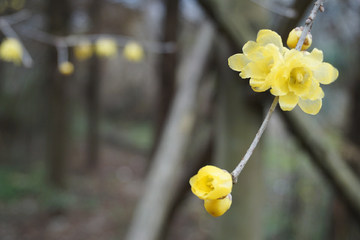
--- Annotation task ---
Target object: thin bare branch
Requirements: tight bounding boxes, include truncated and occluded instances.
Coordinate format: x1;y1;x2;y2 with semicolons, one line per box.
295;0;325;51
250;0;297;19
231;96;278;183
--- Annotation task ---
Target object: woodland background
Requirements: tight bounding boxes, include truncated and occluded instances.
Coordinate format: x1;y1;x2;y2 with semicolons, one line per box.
0;0;360;239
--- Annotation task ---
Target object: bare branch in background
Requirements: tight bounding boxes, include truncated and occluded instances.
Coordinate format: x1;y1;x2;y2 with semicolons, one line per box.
125;21;215;240
250;0;297;19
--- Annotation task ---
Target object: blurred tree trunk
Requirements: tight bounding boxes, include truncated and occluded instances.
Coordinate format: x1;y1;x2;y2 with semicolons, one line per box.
213;36;264;240
125;22;215;240
86;0;101;169
45;0;71;188
328;70;360;240
151;0;179;158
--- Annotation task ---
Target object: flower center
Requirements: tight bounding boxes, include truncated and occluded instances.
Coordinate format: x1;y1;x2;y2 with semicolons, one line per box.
290;67;308;85
296;73;303;83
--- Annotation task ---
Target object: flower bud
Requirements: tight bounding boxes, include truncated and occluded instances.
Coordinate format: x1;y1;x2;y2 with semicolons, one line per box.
287;27;312;50
95;37;118;58
123;41;144;62
74;39;93;61
0;38;23;65
204;194;232;217
59;61;74;75
189;165;233;200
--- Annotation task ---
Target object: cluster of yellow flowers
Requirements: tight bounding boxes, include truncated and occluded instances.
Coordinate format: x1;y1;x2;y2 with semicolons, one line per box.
59;38;144;75
189;165;233;217
228;29;338;115
74;38;144;62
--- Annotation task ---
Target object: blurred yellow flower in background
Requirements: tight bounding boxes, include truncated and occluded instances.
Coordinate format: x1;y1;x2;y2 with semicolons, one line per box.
74;40;93;61
204;194;232;217
189;165;232;200
95;37;117;58
123;41;144;62
0;38;23;65
59;61;74;76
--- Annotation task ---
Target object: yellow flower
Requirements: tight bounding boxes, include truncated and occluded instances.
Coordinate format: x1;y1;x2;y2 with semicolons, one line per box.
228;29;285;92
189;165;232;200
204;194;232;217
228;29;339;115
95;37;117;57
59;61;74;75
270;49;338;115
74;40;93;61
123;41;144;62
0;38;23;65
287;27;312;51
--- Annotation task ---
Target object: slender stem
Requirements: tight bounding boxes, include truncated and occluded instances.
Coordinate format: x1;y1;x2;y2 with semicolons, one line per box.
295;0;325;51
231;96;279;183
55;38;68;65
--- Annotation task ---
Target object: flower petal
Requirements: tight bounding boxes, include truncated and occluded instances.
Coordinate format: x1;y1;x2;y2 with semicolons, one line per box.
298;98;322;115
306;79;324;100
240;62;266;79
279;92;299;111
303;48;323;68
312;62;339;85
256;29;283;54
250;78;271;92
228;54;250;72
242;41;261;58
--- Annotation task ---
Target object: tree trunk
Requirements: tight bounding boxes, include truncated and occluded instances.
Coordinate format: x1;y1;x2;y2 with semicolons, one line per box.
151;0;179;158
86;0;101;169
213;36;264;240
125;22;215;240
45;0;71;189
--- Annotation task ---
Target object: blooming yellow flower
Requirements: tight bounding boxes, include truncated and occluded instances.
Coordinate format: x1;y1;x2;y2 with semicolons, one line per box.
228;29;285;92
0;38;23;65
95;37;117;58
59;61;74;75
204;194;232;217
74;40;93;61
287;27;312;51
270;49;338;115
123;41;144;62
189;165;232;200
228;29;339;115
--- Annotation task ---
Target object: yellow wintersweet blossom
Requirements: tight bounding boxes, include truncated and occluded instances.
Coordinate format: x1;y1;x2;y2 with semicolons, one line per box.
270;48;338;115
123;41;144;62
59;61;74;75
228;29;285;92
228;29;339;115
287;27;312;51
74;40;93;61
95;37;118;58
0;38;23;65
204;194;232;217
189;165;232;200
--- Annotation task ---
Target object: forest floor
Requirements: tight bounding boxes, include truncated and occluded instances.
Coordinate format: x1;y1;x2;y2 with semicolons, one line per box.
0;143;208;240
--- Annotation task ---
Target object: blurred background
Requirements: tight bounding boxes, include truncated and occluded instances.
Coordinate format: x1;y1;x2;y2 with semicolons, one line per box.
0;0;359;239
